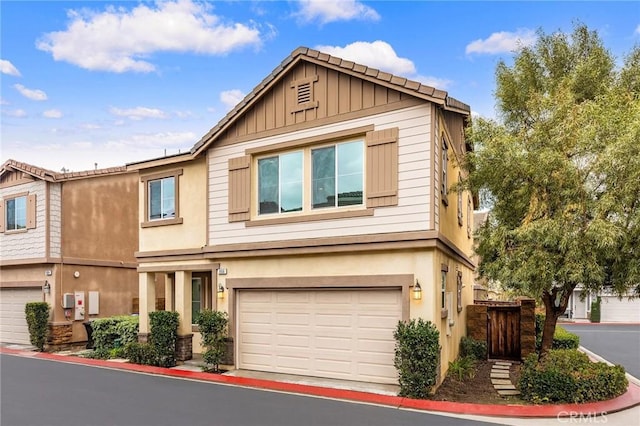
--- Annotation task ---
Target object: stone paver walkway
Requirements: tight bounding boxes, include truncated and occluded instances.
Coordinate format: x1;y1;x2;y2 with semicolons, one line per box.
491;361;521;396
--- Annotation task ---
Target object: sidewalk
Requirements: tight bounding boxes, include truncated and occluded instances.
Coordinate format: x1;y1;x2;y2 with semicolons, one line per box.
1;344;639;423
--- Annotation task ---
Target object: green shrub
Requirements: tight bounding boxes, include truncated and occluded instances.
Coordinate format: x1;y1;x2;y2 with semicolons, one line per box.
124;342;157;365
590;297;601;323
448;356;476;381
25;302;50;351
91;316;139;352
460;336;487;360
196;310;228;373
518;349;628;403
393;318;441;399
553;326;580;349
535;315;580;351
149;311;179;368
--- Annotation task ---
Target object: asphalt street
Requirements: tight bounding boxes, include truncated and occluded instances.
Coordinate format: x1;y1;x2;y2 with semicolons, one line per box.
562;323;640;379
0;354;498;426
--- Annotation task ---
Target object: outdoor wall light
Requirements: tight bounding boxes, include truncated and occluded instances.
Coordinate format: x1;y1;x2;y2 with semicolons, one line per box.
217;283;225;298
43;281;51;294
412;280;422;300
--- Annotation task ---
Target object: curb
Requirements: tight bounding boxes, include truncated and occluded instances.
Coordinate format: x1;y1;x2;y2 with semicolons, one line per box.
2;346;639;418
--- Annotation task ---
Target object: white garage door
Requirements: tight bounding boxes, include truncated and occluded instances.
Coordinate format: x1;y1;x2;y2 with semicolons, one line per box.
0;288;42;345
238;289;402;384
600;296;640;323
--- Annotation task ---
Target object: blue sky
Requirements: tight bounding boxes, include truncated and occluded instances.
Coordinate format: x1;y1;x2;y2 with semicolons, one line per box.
1;1;638;172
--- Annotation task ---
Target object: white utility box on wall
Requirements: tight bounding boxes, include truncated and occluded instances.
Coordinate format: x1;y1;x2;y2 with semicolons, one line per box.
62;293;75;309
74;291;85;321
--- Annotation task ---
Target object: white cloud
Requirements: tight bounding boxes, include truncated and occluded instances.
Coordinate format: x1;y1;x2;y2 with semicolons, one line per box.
36;0;262;73
220;89;245;111
14;84;48;101
295;0;380;24
109;106;168;121
466;29;536;55
105;131;196;149
80;123;102;130
315;41;416;76
1;59;21;76
636;24;640;35
43;109;63;118
0;98;9;105
3;109;27;118
413;75;453;90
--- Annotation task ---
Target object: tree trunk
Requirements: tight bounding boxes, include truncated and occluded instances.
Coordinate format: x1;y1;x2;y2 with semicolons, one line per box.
540;289;571;355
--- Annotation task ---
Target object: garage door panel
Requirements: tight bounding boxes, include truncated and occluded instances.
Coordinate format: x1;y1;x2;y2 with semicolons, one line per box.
600;296;640;322
0;288;42;345
238;289;401;384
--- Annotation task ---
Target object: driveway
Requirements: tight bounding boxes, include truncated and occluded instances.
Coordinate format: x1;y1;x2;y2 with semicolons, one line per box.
562;323;640;379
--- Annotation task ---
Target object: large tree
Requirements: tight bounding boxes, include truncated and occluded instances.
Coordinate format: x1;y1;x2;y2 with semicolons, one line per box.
463;24;639;354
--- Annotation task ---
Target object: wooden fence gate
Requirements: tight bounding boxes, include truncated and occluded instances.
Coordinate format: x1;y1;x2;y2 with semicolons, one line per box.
487;305;521;360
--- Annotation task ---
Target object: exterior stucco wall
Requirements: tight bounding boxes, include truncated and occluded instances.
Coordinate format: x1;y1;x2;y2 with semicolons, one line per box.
49;183;62;258
139;157;207;252
62;173;138;262
0;180;47;260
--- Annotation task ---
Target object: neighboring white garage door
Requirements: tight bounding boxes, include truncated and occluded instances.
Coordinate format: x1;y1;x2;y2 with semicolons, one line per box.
0;288;42;345
238;289;402;384
600;296;640;323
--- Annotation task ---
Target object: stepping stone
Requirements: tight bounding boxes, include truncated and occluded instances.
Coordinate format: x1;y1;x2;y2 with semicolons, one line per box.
498;390;521;396
494;361;512;366
492;364;510;370
491;379;512;385
494;384;517;390
490;372;510;379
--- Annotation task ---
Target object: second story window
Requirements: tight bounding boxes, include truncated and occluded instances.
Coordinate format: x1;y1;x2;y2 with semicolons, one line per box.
312;141;363;209
140;169;183;228
441;137;449;203
258;151;303;214
149;177;175;220
6;195;27;231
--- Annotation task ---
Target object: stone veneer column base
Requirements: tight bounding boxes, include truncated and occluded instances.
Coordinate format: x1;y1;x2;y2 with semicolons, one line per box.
175;334;193;361
137;333;150;344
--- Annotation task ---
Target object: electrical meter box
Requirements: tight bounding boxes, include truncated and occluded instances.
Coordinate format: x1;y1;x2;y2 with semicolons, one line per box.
62;293;75;309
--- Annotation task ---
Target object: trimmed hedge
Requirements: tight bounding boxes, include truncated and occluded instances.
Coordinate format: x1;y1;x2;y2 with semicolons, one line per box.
91;316;139;352
149;311;179;368
518;349;628;403
124;342;157;365
25;302;50;351
394;318;441;399
460;336;487;360
590;297;601;323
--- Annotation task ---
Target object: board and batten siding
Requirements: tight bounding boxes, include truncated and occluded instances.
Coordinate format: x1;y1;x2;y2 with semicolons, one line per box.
208;104;432;245
0;180;48;260
48;183;62;258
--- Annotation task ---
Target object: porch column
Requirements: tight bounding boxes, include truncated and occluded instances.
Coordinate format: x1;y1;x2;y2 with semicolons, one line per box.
138;272;156;340
174;270;193;360
164;273;174;312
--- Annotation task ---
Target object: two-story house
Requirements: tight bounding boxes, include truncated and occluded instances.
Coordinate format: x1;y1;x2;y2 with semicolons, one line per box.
0;160;141;347
133;47;475;386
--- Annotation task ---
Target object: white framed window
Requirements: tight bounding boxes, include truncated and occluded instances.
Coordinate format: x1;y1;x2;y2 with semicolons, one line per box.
191;277;202;325
258;151;303;215
140;169;183;228
312;141;363;209
5;195;27;231
256;140;364;216
441;137;449;201
149;177;175;220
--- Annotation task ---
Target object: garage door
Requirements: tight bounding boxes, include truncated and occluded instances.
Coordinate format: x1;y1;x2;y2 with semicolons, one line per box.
238;289;402;384
0;288;42;345
600;296;640;323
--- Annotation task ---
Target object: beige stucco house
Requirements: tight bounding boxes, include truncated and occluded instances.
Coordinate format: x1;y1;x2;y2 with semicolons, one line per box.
132;47;476;386
0;160;141;347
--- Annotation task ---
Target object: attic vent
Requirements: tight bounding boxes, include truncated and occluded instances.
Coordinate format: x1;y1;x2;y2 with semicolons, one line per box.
297;82;311;104
290;75;319;113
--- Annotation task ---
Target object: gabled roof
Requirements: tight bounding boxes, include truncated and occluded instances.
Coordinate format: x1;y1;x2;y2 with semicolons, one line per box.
191;46;470;156
0;159;128;182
